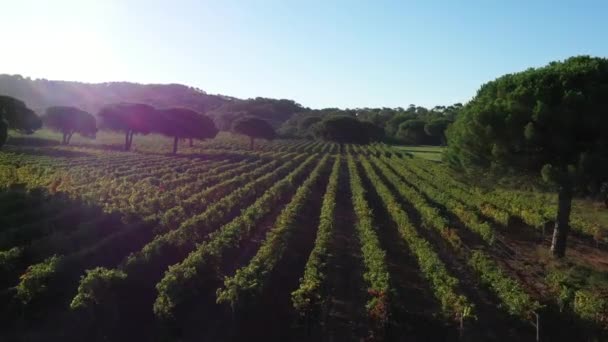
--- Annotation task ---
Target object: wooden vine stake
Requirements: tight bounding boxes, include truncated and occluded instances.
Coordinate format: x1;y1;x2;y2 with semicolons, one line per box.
459;313;464;338
532;312;540;342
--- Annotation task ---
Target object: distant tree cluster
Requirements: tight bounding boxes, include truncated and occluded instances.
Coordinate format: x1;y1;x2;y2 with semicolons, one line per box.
0;94;221;153
98;103;218;153
0;75;306;137
311;116;384;144
279;104;461;145
43;106;97;144
207;97;306;131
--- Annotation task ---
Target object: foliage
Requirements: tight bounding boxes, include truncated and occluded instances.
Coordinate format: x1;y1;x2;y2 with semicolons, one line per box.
279;104;459;143
424;118;451;145
70;267;127;310
291;156;340;317
69;154;313;314
0;95;42;134
232;116;276;149
154;108;218;153
153;154;318;318
298;116;322;131
385;113;417;137
574;290;608;328
0;116;7;148
446;56;608;257
155;108;217;140
313;115;383;144
98;103;156;134
359;157;473;321
98;103;158;150
446;56;608;189
208;97;305;130
346;156;390;326
216;156;329;308
546;264;608;328
43;106;97;144
0;247;22;273
396;119;427;145
15;255;63;304
468;250;540;318
1;127;607;340
378;156;495;243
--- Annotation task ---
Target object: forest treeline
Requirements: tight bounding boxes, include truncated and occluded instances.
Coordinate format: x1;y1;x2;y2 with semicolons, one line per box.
0;74;459;146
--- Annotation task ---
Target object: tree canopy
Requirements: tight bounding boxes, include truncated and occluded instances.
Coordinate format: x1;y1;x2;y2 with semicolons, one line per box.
313;115;383;144
385;113;417;137
445;55;608;257
232;116;276;149
0;117;7;149
155;108;218;154
98;103;157;151
43;106;97;144
396;119;427;145
0;95;42;134
424;118;452;145
278;104;459;143
208;97;305;131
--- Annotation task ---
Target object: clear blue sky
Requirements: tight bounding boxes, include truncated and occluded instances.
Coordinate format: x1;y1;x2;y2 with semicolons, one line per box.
2;0;607;109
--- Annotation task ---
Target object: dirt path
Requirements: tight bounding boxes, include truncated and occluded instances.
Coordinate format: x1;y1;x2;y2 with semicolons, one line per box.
322;161;369;341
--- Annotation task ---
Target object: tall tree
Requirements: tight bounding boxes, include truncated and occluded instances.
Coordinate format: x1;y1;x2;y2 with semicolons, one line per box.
155;108;218;154
424;118;452;145
298;116;322;131
396;119;427;145
0;117;7;149
232;116;276;149
313;115;382;144
385;113;417;137
0;95;42;136
446;56;608;258
43;106;97;144
98;103;156;151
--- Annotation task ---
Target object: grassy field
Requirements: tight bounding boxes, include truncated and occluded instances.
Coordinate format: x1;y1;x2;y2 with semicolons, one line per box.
0;131;607;341
394;145;444;161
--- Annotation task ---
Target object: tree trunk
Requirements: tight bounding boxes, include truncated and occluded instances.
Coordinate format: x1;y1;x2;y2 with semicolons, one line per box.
67;131;74;144
125;131;131;151
128;131;134;150
62;132;67;145
551;185;573;258
250;137;254;150
173;136;179;154
189;138;193;147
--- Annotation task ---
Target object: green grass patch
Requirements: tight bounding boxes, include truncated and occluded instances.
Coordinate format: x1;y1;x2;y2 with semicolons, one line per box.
394;145;444;161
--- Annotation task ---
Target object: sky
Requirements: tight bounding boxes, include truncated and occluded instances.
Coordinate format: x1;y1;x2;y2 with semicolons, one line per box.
1;0;608;109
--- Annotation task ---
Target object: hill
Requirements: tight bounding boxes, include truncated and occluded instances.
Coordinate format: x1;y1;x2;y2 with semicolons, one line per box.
0;74;306;129
0;74;233;115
